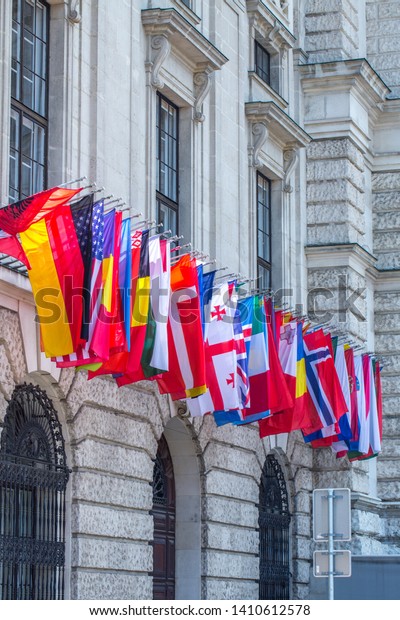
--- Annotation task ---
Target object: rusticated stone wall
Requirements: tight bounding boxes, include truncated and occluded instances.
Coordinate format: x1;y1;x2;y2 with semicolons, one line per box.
367;1;400;98
306;138;366;247
304;0;360;63
373;171;400;517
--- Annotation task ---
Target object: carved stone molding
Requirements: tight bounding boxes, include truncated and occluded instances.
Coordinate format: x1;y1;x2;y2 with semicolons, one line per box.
176;400;190;419
283;148;299;193
194;72;211;123
252;122;269;167
245;101;311;159
246;0;294;51
68;0;81;24
151;35;171;90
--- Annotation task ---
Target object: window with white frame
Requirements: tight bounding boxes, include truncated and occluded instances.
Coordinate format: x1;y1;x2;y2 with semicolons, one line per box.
156;93;179;237
257;172;271;290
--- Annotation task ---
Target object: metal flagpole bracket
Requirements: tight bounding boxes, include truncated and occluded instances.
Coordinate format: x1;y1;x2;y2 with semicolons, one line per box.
58;176;86;188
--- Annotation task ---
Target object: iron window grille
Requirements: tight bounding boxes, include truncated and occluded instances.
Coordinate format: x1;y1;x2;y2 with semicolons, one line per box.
0;384;69;600
257;172;271;290
156;93;179;237
255;41;271;85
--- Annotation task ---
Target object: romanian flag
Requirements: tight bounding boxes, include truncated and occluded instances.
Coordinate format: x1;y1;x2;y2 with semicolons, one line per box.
0;187;81;235
20;204;86;358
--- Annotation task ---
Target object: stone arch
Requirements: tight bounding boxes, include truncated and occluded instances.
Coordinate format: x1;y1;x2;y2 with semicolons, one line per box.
159;415;202;600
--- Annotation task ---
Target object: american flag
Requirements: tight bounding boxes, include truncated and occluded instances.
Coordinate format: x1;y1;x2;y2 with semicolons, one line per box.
54;200;105;367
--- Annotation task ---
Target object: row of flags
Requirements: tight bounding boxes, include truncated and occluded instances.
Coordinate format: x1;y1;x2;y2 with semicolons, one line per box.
0;186;383;460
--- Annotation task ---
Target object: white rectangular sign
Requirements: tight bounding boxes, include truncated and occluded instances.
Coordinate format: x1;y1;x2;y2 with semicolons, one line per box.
313;488;351;542
313;550;352;578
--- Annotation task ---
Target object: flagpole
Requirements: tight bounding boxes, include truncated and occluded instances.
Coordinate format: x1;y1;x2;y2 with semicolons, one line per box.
58;176;87;188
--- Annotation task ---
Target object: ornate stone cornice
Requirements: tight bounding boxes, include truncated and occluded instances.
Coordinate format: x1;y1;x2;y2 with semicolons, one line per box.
246;0;294;51
142;8;228;74
305;243;378;279
300;59;390;122
245;101;311;152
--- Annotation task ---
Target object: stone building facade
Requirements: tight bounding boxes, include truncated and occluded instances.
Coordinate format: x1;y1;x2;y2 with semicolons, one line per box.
0;0;400;601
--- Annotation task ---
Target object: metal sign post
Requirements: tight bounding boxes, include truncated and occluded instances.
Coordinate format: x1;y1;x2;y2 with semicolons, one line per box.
313;488;352;600
328;489;334;600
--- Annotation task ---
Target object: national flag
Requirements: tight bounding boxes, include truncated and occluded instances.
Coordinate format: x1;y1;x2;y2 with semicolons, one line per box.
140;236;171;377
0;229;30;267
0;187;81;235
345;347;359;445
54;200;106;368
349;356;382;460
213;294;253;427
259;321;320;437
70;194;94;342
87;209;117;361
156;254;206;399
301;329;347;442
20;205;86;357
119;218;132;351
239;296;292;424
116;229;150;385
187;281;239;417
86;216;132;377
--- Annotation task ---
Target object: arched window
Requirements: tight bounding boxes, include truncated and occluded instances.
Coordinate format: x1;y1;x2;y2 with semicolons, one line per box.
0;384;69;600
259;454;291;600
152;435;175;600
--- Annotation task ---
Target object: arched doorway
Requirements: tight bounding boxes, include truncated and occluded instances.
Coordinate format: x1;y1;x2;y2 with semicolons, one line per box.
0;384;69;600
152;435;176;600
259;454;291;600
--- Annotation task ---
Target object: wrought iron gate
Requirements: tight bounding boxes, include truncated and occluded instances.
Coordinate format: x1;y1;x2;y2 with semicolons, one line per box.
259;455;291;600
0;384;69;600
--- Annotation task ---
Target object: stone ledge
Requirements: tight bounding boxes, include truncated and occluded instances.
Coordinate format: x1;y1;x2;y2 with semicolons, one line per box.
305;242;377;277
245;100;312;148
141;8;228;72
